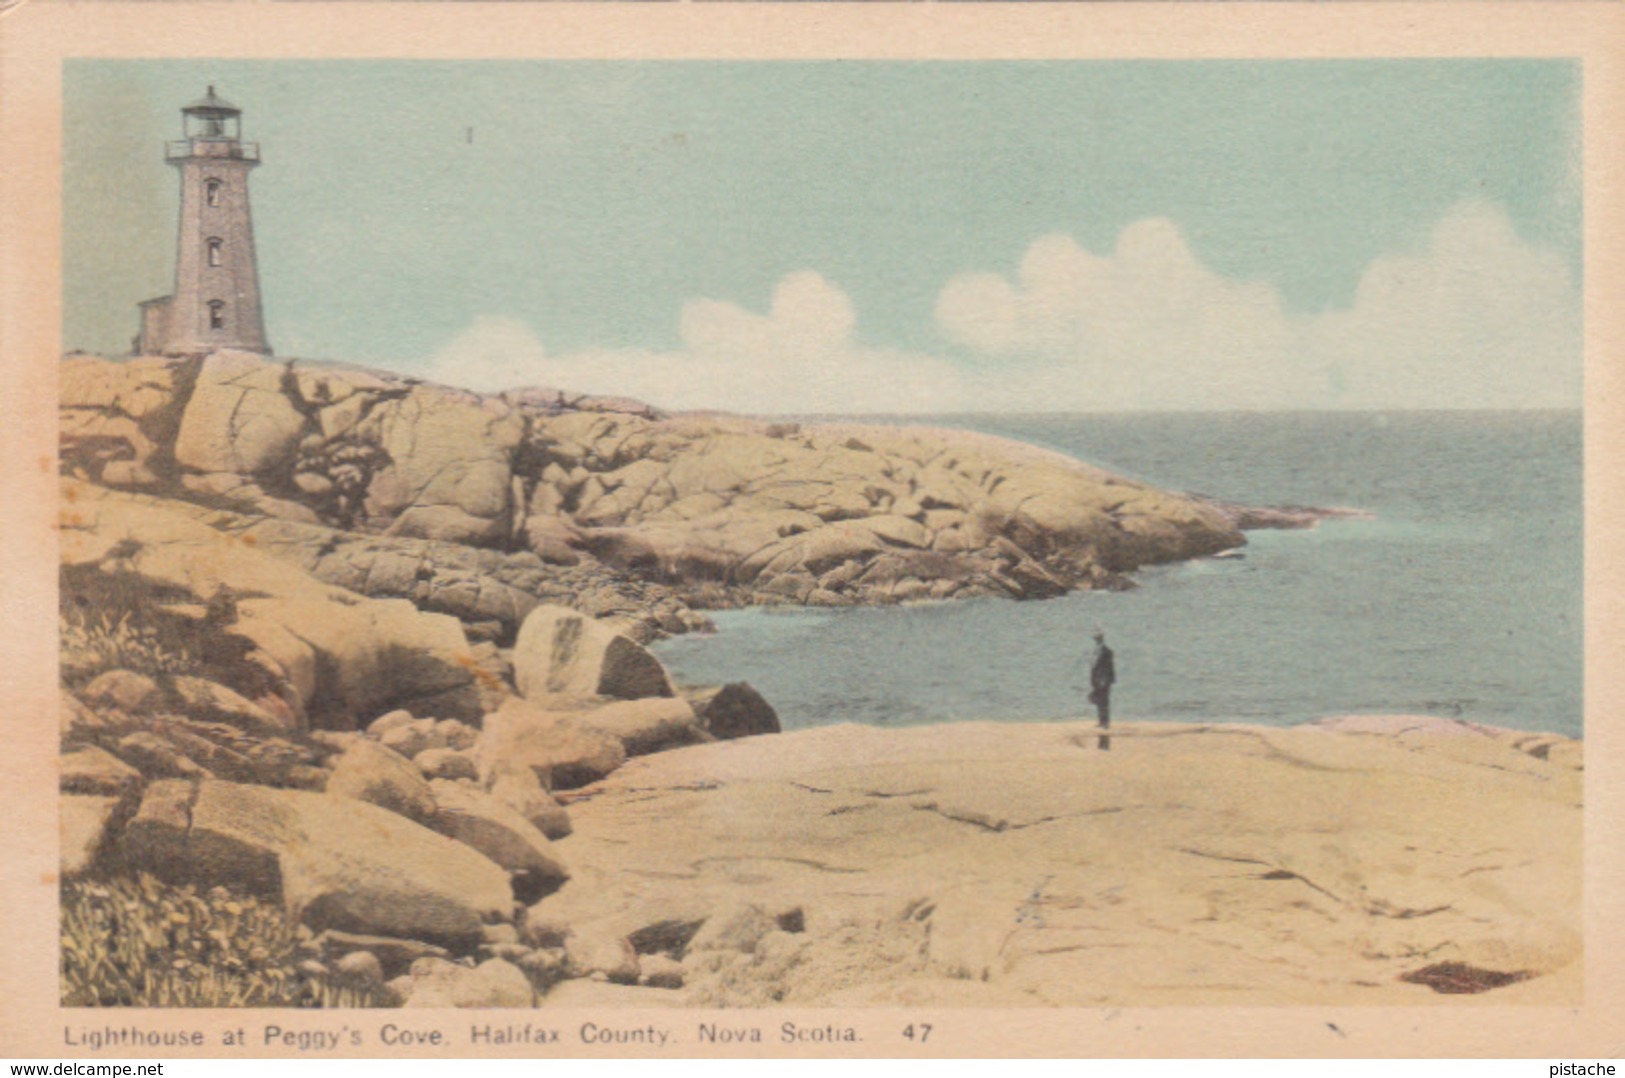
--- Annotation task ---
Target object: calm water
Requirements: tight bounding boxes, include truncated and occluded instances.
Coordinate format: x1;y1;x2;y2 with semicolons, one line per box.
653;412;1583;737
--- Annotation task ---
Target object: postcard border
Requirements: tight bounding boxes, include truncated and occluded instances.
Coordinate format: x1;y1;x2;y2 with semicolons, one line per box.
3;1;1622;1059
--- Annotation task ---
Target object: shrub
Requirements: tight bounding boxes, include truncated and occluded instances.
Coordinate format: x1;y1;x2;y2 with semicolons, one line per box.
61;872;389;1008
60;609;195;682
59;564;273;698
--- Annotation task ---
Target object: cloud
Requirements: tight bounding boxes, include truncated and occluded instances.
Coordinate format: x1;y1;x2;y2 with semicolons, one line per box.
427;201;1578;415
937;222;1304;410
669;271;969;413
425;315;551;393
937;201;1579;411
1309;201;1581;409
425;272;969;414
680;270;857;363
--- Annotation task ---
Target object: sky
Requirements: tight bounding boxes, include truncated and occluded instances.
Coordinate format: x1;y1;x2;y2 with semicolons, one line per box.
64;59;1581;414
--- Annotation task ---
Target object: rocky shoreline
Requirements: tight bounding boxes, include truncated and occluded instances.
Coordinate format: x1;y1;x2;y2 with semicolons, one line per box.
61;349;1548;1011
61;350;1353;641
61;690;1582;1007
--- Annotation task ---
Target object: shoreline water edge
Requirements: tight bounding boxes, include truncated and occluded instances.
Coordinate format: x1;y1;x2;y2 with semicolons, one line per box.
56;350;1580;1009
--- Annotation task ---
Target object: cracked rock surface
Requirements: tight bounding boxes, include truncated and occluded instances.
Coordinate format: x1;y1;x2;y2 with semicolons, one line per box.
62;350;1539;1011
529;717;1581;1006
60;352;1264;622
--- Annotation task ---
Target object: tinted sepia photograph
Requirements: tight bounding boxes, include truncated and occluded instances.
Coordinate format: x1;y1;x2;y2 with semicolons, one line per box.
3;2;1621;1059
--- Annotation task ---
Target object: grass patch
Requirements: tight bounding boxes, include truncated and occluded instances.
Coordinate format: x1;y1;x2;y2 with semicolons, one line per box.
62;872;390;1008
60;565;202;684
60;608;196;681
60;564;277;700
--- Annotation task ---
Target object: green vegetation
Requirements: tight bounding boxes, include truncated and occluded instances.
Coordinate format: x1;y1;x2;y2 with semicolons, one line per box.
62;872;389;1008
60;562;200;684
60;608;196;683
59;563;272;697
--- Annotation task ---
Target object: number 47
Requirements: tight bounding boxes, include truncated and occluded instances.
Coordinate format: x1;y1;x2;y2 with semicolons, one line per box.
902;1024;932;1043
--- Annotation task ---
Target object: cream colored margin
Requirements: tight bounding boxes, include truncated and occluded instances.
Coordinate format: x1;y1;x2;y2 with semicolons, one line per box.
2;1;1621;1059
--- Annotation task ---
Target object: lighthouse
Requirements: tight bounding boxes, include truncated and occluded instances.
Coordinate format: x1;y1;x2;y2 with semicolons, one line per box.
136;87;271;356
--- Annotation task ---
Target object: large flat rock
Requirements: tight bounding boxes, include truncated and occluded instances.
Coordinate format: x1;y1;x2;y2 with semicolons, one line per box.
533;719;1581;1007
121;779;515;951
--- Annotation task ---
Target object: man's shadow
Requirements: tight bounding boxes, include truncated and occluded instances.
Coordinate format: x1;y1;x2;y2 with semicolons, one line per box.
1071;727;1112;751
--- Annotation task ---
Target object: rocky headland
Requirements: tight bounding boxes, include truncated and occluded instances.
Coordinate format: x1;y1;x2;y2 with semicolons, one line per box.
59;349;1296;629
56;349;1571;1008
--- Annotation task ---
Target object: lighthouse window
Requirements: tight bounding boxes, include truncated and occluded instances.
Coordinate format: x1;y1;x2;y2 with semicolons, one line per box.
206;238;223;267
205;180;222;207
208;301;226;330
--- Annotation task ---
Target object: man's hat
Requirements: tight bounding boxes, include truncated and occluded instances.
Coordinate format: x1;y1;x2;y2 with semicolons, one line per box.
1093;628;1106;641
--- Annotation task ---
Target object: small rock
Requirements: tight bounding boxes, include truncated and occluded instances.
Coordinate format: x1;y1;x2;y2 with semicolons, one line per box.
60;745;142;797
61;691;116;742
326;739;437;824
400;958;463;1008
294;471;334;497
489;767;573;840
482;923;520;946
367;709;417;739
892;579;932;602
82;670;161;714
436;719;478;752
381;723;431;760
427;779;568;891
639;953;686;989
284;765;330;792
317;930;451;979
61;794;121;878
688;682;781;740
475;697;626;790
310;730;361;756
519;910;570;950
412;718;448;750
170;676;289;736
519;947;567;986
333;950;385;984
116;732;204;779
416;748;479;782
453;958;535;1008
481;942;533;966
525;516;582;566
565;930;640;985
566;697;709;757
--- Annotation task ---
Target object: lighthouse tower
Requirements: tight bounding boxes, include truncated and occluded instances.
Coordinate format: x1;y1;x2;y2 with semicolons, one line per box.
137;87;271;356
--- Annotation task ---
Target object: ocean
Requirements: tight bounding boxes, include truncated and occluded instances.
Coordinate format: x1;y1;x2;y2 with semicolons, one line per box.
651;411;1583;738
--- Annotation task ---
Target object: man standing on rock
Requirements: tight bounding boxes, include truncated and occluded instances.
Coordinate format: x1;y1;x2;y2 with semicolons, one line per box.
1089;630;1115;728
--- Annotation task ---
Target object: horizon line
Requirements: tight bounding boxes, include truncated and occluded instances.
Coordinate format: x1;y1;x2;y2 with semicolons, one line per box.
60;351;1583;418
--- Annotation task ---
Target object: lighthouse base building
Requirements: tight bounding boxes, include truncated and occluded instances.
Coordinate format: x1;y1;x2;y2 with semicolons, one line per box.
136;86;272;357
